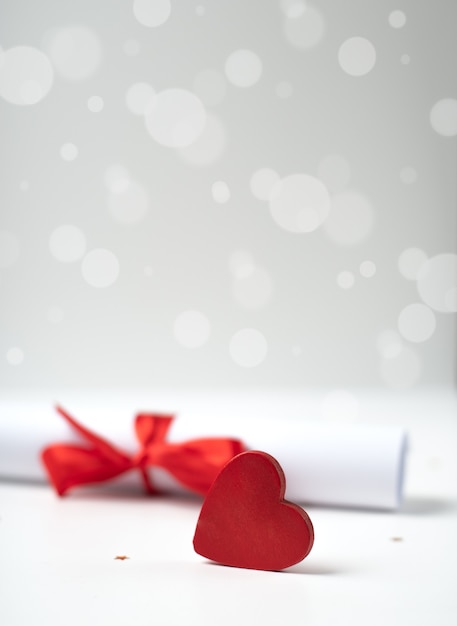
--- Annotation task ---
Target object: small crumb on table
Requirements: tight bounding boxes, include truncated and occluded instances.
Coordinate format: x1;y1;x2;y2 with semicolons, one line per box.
390;537;403;542
114;555;129;560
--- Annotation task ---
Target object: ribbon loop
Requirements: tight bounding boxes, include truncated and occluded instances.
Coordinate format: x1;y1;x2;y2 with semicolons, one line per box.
134;413;174;447
41;406;245;497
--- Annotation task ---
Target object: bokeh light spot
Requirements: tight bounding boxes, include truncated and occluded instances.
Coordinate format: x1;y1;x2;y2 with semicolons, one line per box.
250;168;280;202
360;260;376;278
430;98;457;137
324;191;374;245
178;114;226;166
211;181;230;204
229;251;255;279
45;26;102;81
81;248;120;288
174;310;211;348
389;10;406;28
133;0;171;27
337;270;355;289
104;165;131;193
60;143;78;161
417;253;457;312
145;88;206;148
283;5;325;49
87;95;104;112
0;46;53;105
377;330;403;359
20;79;43;104
6;347;24;366
398;303;436;343
269;174;330;233
126;82;156;115
107;180;149;223
232;266;273;310
225;49;262;88
398;247;427;280
49;225;86;263
338;37;376;76
280;0;307;19
229;328;268;367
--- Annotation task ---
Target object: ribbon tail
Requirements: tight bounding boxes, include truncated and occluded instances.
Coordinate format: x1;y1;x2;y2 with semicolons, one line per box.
54;405;131;465
41;444;132;496
41;406;133;495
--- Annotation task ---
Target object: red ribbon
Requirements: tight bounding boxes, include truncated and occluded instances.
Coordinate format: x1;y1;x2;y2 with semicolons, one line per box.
41;406;246;496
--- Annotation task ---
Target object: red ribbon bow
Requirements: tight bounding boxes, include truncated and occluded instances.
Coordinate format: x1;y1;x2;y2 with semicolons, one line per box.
41;406;245;497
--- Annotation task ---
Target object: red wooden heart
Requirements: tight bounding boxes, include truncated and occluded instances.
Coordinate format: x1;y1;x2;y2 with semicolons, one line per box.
193;450;314;571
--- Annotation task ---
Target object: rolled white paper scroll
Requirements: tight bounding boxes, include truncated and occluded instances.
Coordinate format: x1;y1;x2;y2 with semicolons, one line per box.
0;399;407;510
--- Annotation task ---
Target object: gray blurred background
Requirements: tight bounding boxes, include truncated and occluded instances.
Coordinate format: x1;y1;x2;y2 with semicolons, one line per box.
1;0;456;391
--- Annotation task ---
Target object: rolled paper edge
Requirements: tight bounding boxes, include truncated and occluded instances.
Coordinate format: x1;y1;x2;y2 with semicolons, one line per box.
395;431;409;510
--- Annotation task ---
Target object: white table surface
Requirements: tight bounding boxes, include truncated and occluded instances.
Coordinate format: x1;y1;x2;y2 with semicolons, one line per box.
1;389;457;626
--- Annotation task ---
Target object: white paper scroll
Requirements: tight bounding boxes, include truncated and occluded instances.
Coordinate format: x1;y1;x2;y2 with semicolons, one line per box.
0;398;408;510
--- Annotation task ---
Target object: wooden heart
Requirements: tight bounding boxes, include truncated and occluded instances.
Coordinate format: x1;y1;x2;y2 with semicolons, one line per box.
193;450;314;571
